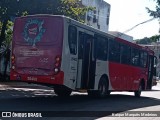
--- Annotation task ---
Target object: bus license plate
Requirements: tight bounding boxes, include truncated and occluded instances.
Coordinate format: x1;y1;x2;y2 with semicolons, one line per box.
27;77;37;81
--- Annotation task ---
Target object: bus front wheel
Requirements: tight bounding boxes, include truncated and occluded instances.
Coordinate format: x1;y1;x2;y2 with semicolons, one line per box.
134;83;142;97
54;86;72;97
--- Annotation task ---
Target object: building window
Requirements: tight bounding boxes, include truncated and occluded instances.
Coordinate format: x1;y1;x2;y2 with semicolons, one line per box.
106;15;109;25
93;10;97;23
97;24;100;29
87;10;93;21
87;15;91;21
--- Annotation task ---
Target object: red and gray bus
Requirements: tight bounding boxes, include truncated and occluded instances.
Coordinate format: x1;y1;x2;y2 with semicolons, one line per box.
10;15;156;97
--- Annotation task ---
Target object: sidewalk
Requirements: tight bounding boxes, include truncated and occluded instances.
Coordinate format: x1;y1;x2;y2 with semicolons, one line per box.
0;80;160;90
0;81;53;90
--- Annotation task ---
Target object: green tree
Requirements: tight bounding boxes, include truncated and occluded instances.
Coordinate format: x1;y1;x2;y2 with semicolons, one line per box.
0;0;90;49
0;0;23;80
0;0;22;46
59;0;91;22
0;0;90;80
18;0;91;22
136;37;150;44
135;35;160;44
0;21;13;79
150;34;160;42
144;1;160;45
146;0;160;18
0;0;90;46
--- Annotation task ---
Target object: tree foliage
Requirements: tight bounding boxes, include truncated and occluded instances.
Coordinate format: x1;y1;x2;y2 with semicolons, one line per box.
146;0;160;18
0;0;90;79
0;0;89;46
0;0;90;47
59;0;92;22
145;1;160;45
135;35;160;44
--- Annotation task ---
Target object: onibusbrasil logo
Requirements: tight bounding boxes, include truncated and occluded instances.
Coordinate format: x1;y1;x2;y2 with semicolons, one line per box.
23;19;46;47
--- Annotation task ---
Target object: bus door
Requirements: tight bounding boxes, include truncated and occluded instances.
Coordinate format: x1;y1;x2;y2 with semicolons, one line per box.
76;31;96;89
147;55;154;89
68;25;78;89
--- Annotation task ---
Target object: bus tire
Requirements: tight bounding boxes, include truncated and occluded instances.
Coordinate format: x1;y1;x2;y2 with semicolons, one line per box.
106;91;111;95
54;86;72;97
87;90;97;97
97;77;109;98
134;83;142;97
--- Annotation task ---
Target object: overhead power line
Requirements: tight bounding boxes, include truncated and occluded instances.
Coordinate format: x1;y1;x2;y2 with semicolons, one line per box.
122;18;156;34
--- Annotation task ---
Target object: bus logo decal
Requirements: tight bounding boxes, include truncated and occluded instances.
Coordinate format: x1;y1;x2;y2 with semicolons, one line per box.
23;19;46;47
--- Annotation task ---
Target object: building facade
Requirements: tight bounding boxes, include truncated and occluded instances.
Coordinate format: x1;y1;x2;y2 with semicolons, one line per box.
81;0;110;32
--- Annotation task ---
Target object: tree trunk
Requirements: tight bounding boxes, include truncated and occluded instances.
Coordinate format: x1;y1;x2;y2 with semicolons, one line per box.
3;49;10;81
0;19;8;47
0;19;8;81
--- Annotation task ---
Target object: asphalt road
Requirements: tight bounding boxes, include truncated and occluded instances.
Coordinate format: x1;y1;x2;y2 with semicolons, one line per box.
0;81;160;120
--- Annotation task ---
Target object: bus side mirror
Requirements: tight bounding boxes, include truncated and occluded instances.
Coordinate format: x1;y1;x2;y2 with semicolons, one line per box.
153;65;156;76
155;58;157;65
153;56;157;76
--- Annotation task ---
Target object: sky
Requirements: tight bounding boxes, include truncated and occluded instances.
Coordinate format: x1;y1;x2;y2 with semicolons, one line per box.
105;0;159;40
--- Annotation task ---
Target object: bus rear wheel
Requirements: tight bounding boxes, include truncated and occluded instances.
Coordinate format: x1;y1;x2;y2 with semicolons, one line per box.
54;86;72;97
134;83;142;97
97;77;109;98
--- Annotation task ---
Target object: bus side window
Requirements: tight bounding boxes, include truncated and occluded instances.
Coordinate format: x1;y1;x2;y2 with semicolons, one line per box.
131;48;140;66
109;39;120;63
78;32;84;59
95;35;108;61
140;51;148;68
121;44;131;65
143;52;148;67
68;25;77;55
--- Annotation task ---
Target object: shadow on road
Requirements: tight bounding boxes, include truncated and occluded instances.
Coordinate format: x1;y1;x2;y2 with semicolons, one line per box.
0;86;160;118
